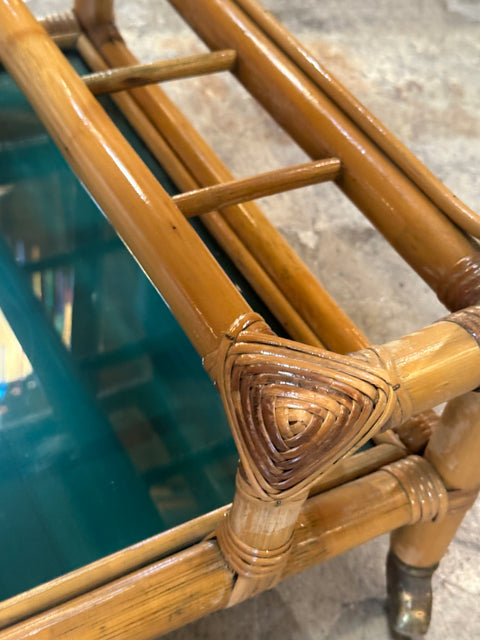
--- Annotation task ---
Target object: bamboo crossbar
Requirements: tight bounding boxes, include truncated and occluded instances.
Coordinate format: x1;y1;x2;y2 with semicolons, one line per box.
170;0;480;310
88;34;370;354
83;50;237;95
2;1;479;638
235;0;480;241
76;33;326;349
0;0;250;359
173;158;342;217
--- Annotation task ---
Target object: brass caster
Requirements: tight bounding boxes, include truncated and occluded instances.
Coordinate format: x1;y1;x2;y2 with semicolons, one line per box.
386;551;438;638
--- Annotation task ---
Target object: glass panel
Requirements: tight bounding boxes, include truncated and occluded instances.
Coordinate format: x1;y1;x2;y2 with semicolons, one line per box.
0;53;246;599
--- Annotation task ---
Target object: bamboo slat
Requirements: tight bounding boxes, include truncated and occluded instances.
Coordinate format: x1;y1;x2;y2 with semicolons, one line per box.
84;50;237;95
0;456;446;640
236;0;480;241
0;0;250;360
169;0;479;306
173;158;342;217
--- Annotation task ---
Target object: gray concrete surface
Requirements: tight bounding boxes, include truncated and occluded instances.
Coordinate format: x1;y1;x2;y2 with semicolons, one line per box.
27;1;480;637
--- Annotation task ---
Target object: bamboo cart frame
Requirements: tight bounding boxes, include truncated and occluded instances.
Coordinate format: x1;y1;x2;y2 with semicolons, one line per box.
0;0;479;637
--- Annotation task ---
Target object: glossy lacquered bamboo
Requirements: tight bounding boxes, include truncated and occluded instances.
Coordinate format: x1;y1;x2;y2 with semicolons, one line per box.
0;0;250;359
0;506;229;630
0;460;437;640
84;50;237;95
89;35;369;353
0;443;402;631
77;34;325;348
392;391;480;567
173;158;342;217
236;0;480;241
170;0;479;302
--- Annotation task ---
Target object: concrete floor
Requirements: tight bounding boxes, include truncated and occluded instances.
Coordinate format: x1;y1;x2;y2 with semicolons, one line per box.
27;1;480;637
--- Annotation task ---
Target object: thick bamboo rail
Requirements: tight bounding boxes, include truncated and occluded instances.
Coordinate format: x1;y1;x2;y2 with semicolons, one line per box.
0;456;447;640
0;0;250;359
173;158;342;217
83;50;237;95
83;34;369;354
169;0;480;310
0;443;403;631
76;30;437;452
236;0;480;241
76;33;326;348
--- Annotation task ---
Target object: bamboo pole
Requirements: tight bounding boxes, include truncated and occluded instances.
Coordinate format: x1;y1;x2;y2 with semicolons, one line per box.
77;33;436;450
0;0;250;360
86;35;369;354
391;392;480;568
173;158;342;217
0;456;447;640
83;50;237;95
236;0;480;241
169;0;480;309
0;443;402;631
76;33;325;348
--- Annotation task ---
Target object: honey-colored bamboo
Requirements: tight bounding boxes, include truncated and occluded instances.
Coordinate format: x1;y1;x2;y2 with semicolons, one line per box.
83;50;237;95
76;33;324;348
0;506;229;631
391;391;480;568
77;35;432;454
210;308;480;505
0;443;403;631
236;0;480;241
84;33;369;354
0;0;250;360
173;158;342;217
169;0;480;309
0;456;449;640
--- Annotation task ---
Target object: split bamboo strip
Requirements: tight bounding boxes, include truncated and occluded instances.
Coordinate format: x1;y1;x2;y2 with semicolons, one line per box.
236;0;480;240
169;0;479;306
0;443;402;630
77;33;324;348
83;50;237;95
0;456;446;640
173;158;342;217
85;34;369;353
0;0;250;359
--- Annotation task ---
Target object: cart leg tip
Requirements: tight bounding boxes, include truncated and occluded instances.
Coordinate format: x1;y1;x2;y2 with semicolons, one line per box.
386;551;438;638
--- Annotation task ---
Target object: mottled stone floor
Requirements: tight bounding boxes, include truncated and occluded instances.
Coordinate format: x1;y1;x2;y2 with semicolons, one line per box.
26;1;480;637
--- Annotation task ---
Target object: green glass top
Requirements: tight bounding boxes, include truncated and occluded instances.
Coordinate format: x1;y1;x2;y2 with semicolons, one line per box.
0;53;282;600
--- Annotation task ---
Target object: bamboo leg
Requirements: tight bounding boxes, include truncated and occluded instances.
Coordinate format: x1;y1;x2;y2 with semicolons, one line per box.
388;392;480;636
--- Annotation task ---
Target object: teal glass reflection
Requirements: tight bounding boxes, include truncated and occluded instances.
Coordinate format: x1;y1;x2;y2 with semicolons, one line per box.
0;53;265;600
